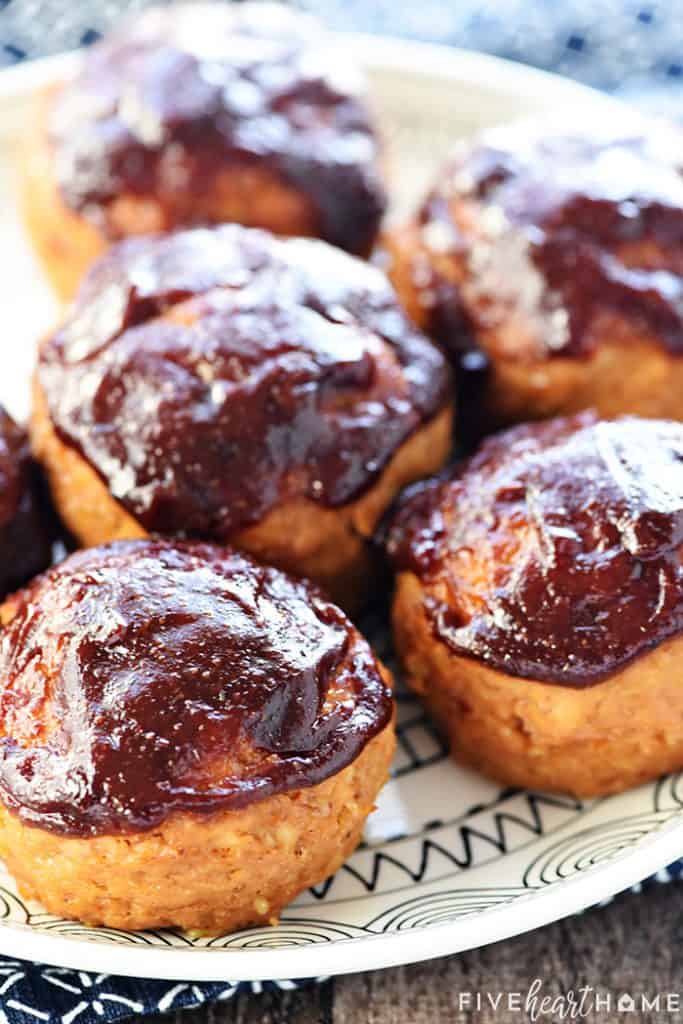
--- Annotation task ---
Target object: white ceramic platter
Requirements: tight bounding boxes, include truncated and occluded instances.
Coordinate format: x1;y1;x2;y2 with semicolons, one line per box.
0;33;680;983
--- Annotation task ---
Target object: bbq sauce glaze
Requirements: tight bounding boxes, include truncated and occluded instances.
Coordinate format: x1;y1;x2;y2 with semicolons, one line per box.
416;115;683;358
386;412;683;686
38;225;451;539
48;4;386;255
0;407;53;598
0;539;392;836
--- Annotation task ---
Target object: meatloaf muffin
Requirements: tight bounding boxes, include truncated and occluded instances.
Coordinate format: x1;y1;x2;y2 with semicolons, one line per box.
0;538;394;932
32;225;453;609
21;2;386;299
385;113;683;429
385;411;683;796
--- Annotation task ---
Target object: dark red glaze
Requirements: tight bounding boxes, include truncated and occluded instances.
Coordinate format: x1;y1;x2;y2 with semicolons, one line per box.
417;114;683;357
38;225;451;538
0;539;392;836
0;408;53;598
48;4;385;255
386;412;683;686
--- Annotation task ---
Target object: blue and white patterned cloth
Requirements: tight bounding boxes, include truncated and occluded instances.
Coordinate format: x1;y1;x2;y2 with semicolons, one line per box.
0;965;317;1022
1;0;682;115
0;0;682;1020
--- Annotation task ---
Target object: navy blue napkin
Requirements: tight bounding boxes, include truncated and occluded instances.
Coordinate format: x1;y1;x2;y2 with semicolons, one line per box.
0;964;317;1023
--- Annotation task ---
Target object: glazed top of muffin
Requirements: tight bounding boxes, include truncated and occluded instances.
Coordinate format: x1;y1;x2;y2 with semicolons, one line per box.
48;2;385;255
0;539;392;836
38;225;451;539
386;412;683;686
418;113;683;358
0;407;52;598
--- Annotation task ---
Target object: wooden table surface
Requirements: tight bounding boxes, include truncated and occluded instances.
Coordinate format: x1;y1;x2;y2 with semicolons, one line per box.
148;881;682;1024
